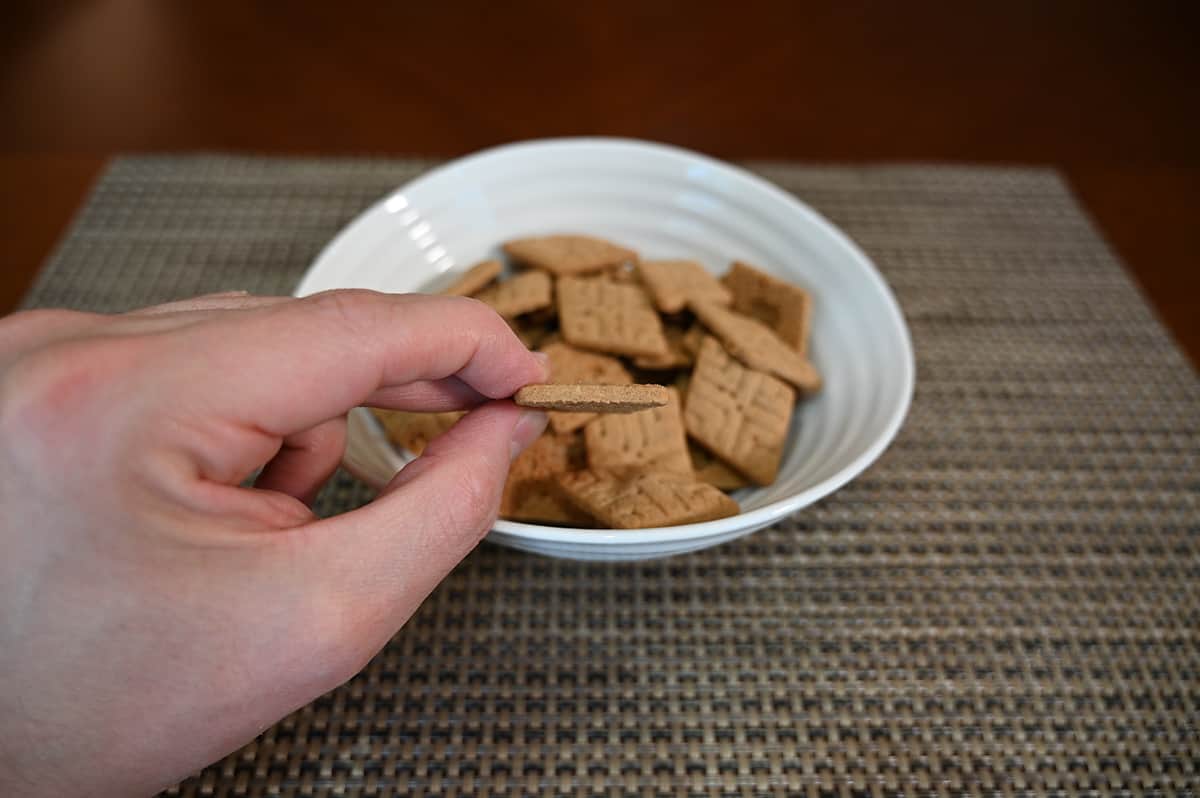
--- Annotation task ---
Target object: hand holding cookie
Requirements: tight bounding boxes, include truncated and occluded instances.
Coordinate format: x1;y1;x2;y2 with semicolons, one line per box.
0;290;551;795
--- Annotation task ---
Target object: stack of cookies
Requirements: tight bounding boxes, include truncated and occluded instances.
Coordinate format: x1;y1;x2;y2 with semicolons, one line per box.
373;234;820;529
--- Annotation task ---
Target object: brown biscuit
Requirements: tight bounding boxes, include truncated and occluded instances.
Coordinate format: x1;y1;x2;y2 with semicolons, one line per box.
514;384;668;413
501;433;593;525
503;235;637;276
684;336;795;485
503;484;594;525
538;341;633;434
371;409;464;456
689;442;750;491
672;371;691;402
472;269;553;318
557;277;669;358
637;259;733;314
584;387;692;477
633;325;695;370
722;260;813;356
680;323;707;357
522;304;558;325
507;318;548;350
440;259;502;297
690;300;821;395
604;262;641;283
557;470;740;529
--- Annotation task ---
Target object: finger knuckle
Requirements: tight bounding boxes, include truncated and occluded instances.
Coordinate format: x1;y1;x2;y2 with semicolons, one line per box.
307;289;385;338
457;295;508;328
445;293;490;315
307;419;347;452
0;341;137;461
435;454;501;538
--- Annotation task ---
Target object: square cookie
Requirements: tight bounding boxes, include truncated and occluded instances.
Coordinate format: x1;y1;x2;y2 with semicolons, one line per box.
472;269;553;318
503;234;637;276
501;433;592;525
557;470;739;529
722;260;813;356
690;300;821;395
684;336;795;485
637;259;732;314
538;341;634;434
584;386;692;477
557;276;669;358
440;259;502;297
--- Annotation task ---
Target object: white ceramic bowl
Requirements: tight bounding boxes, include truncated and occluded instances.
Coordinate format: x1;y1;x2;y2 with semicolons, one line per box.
297;138;914;560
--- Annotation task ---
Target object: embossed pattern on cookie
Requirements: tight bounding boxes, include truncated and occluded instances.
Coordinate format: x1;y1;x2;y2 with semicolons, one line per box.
690;300;820;394
557;276;669;358
558;470;739;529
684;336;795;485
585;387;692;476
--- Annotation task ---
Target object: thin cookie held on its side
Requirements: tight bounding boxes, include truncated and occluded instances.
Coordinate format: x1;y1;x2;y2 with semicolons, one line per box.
539;341;634;434
514;384;668;413
557;470;740;529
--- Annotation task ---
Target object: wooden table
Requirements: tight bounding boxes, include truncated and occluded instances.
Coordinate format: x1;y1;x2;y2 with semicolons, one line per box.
2;2;1197;366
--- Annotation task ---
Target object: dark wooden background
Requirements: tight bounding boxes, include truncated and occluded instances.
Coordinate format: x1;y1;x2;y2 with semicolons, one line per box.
2;1;1197;365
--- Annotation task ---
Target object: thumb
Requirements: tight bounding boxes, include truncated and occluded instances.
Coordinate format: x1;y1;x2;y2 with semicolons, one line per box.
300;401;547;642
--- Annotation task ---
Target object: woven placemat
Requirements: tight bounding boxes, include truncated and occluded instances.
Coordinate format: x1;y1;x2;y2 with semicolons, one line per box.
22;157;1199;796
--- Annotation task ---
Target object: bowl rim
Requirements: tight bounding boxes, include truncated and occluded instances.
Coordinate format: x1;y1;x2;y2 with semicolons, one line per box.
300;136;915;544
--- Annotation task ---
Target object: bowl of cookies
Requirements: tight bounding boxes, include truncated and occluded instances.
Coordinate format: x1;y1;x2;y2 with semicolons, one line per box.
297;138;914;560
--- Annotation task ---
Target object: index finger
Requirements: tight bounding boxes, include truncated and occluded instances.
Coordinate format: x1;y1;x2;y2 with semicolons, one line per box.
162;290;548;436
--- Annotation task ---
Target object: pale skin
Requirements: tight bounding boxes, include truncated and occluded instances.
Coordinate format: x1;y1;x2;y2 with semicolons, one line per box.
0;290;550;797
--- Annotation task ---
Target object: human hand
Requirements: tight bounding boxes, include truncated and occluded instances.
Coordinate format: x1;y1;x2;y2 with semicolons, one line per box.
0;290;549;796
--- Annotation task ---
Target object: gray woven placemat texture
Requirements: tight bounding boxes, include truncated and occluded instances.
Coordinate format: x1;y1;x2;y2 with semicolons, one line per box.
21;157;1199;796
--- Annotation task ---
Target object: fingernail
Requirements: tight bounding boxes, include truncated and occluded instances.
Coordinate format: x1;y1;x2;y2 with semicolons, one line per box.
510;410;549;460
532;350;551;380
